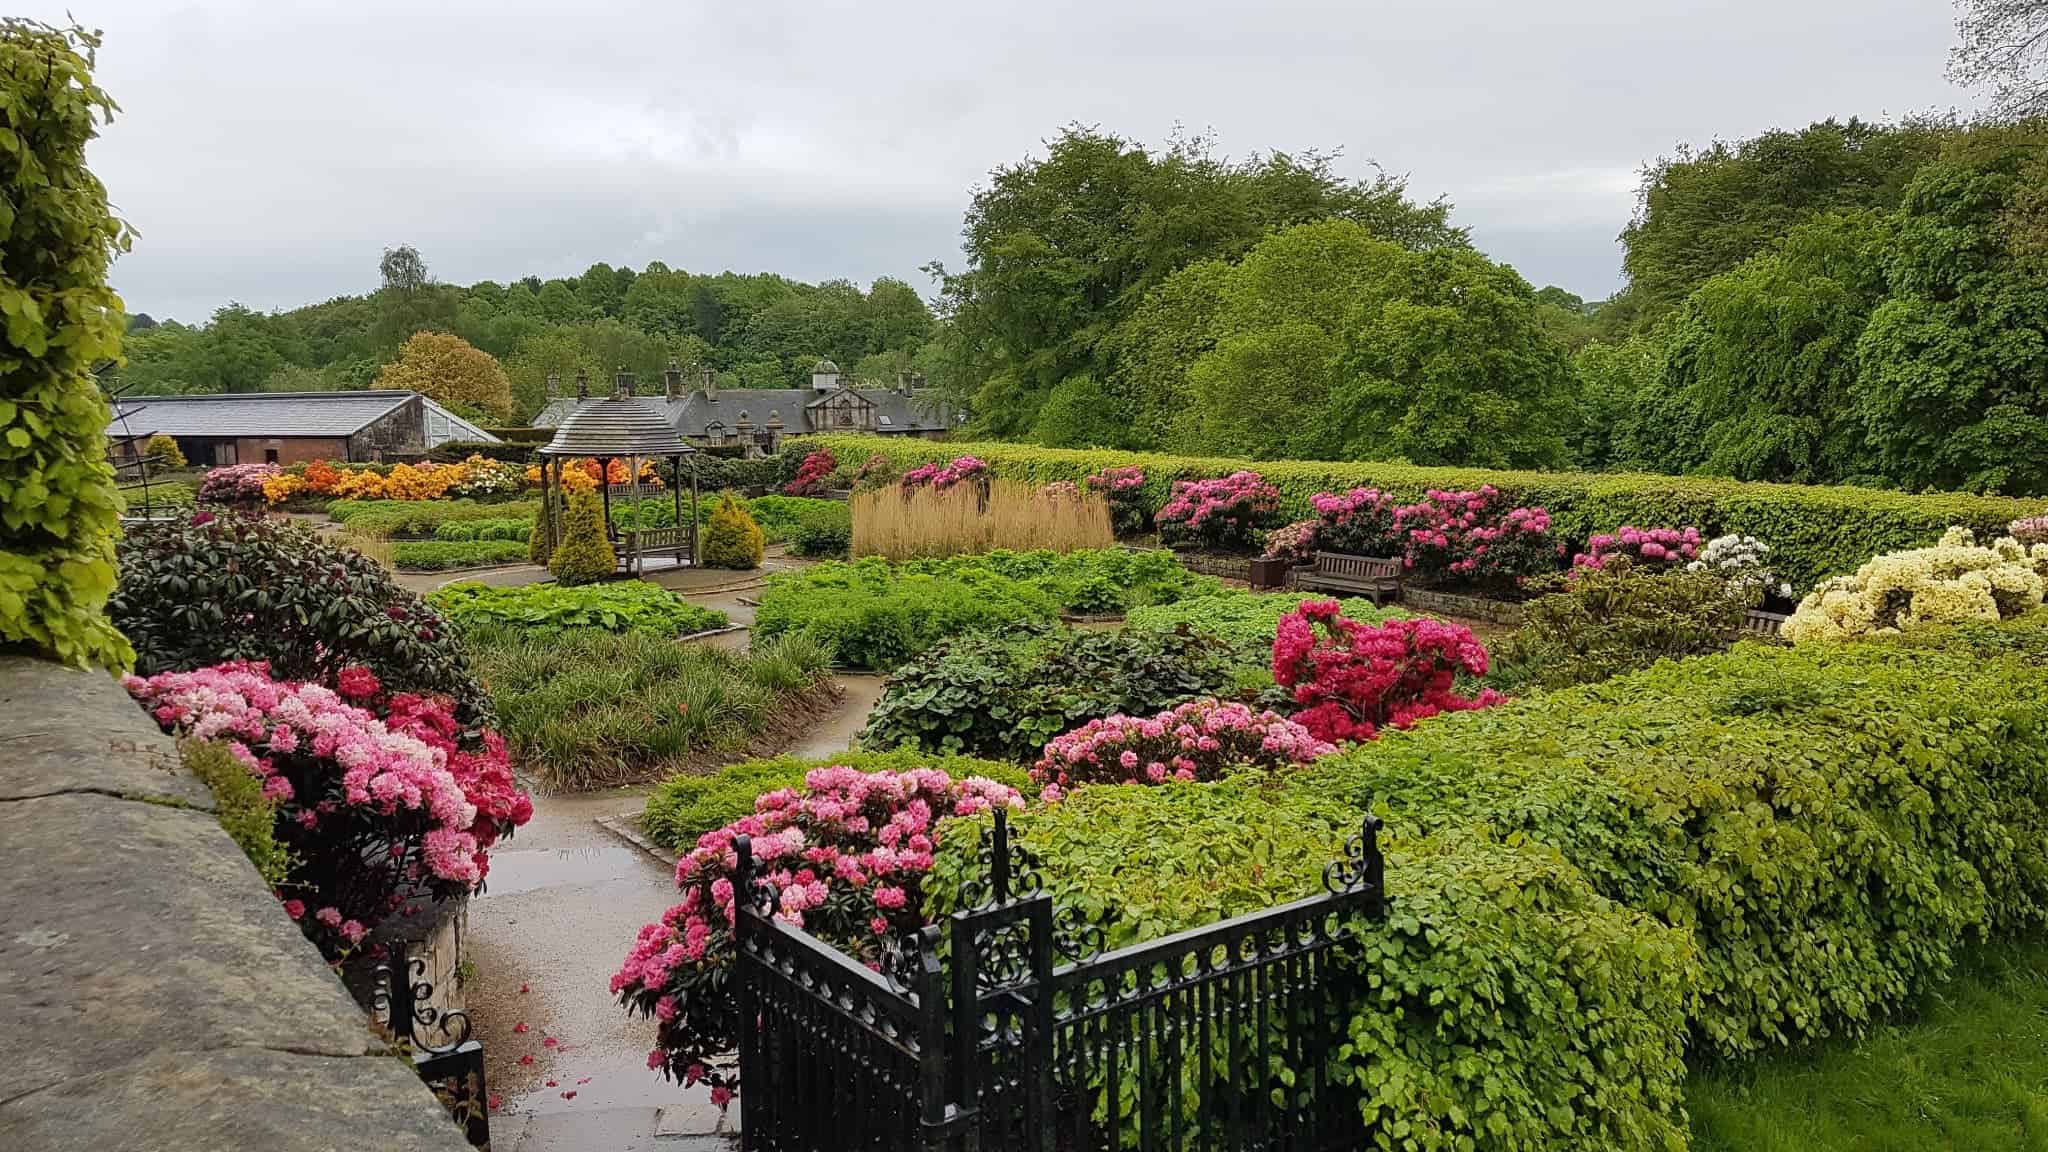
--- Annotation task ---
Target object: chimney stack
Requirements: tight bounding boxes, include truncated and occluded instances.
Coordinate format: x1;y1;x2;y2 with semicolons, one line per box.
663;358;684;401
701;367;717;401
545;371;560;399
613;366;635;399
574;368;591;400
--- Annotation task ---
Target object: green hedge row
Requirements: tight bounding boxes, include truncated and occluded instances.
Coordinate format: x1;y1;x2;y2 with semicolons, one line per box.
329;498;540;540
390;539;528;571
809;435;2048;591
928;615;2048;1149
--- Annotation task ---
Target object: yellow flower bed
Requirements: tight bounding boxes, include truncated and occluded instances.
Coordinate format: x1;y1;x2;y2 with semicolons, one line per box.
1784;527;2048;642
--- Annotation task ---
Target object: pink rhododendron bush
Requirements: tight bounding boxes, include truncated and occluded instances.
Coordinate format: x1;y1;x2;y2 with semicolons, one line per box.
1031;698;1334;801
617;766;1022;1102
782;449;837;497
1397;486;1560;591
1155;471;1281;552
198;462;281;506
1574;525;1703;571
126;661;531;957
900;454;989;493
1272;600;1502;743
1084;465;1150;535
1310;487;1402;557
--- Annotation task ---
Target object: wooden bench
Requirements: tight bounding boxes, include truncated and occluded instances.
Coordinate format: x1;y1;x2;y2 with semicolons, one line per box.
1738;609;1789;638
614;524;695;573
1298;552;1404;606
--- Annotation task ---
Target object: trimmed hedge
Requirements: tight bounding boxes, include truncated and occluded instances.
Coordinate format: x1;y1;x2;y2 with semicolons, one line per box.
929;615;2048;1149
808;435;2048;592
641;747;1034;853
329;498;540;540
390;539;529;571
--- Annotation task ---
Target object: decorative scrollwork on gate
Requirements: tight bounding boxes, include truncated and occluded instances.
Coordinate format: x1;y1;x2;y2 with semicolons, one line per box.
373;949;473;1056
880;924;938;994
957;808;1045;911
1322;813;1385;895
1051;901;1108;965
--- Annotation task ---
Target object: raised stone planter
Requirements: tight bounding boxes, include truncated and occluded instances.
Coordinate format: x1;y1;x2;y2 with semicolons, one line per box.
1400;587;1527;626
1167;549;1254;582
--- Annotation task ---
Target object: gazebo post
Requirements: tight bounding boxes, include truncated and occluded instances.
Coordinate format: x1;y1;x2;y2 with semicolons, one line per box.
671;453;682;566
629;451;644;576
688;456;699;567
599;456;614;565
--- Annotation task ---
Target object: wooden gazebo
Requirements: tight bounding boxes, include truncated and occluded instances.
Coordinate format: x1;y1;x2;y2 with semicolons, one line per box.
536;368;700;575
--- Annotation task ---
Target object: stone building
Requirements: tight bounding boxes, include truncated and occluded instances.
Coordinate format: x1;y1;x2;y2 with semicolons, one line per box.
531;359;959;457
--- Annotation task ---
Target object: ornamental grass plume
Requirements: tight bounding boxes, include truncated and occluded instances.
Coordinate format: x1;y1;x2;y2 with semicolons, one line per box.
616;766;1021;1104
1031;697;1334;801
851;478;1111;561
1783;527;2047;643
1272;599;1502;743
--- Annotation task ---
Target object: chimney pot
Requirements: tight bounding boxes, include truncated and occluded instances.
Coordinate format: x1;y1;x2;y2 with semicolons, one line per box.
663;358;683;401
574;368;591;400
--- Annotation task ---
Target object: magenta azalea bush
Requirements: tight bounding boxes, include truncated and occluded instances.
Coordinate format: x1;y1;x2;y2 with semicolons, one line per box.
1310;488;1402;557
783;449;837;497
1273;601;1503;744
199;462;281;506
1155;471;1281;552
127;661;531;957
1575;525;1703;571
1398;487;1560;590
1031;698;1333;801
616;766;1022;1104
901;455;988;493
1262;519;1320;564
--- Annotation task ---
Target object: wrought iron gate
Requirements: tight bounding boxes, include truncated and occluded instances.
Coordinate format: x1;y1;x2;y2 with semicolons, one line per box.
734;809;1386;1151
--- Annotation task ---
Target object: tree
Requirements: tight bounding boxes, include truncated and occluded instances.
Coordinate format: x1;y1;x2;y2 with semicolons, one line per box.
380;245;430;294
375;331;515;419
1568;335;1662;470
1951;0;2048;117
1031;374;1129;448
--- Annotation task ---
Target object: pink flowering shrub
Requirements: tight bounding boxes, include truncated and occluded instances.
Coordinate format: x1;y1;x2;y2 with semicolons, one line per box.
1575;526;1703;571
126;661;531;957
1085;465;1150;535
616;766;1022;1103
2010;515;2048;547
1310;488;1402;557
1397;487;1561;591
1041;479;1082;501
1261;519;1320;564
199;462;281;506
1031;698;1333;801
1155;471;1281;552
1272;600;1503;743
782;449;837;497
900;455;989;494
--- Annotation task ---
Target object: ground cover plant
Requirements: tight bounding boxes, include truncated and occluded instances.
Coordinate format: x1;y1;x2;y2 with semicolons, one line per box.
461;626;831;789
811;435;2048;591
429;581;726;639
434;518;532;542
327;498;541;540
391;539;528;571
896;547;1222;615
1124;589;1405;654
640;747;1033;854
851;477;1114;561
859;624;1244;763
751;557;1064;670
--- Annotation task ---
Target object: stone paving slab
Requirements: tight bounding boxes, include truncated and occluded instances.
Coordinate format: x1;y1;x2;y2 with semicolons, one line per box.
0;794;382;1100
0;659;210;808
0;1046;461;1152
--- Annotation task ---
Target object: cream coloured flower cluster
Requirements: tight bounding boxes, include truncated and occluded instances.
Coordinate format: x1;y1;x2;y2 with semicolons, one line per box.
1783;527;2048;643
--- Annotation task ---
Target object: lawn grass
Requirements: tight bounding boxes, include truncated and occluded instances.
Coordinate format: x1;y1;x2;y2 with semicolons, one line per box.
1688;937;2048;1152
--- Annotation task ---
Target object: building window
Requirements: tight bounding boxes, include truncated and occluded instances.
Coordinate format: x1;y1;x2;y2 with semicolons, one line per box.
264;448;280;464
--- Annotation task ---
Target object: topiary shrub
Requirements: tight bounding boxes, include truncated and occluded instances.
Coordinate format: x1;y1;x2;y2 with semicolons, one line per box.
701;493;765;569
1491;557;1757;691
549;489;616;585
527;498;553;566
143;432;187;470
0;20;133;670
109;512;489;720
1784;527;2047;643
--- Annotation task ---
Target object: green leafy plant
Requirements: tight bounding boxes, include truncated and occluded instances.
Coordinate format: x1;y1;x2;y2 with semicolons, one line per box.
110;512;488;720
391;539;528;571
327;498;541;540
701;492;765;569
640;747;1034;853
860;624;1243;762
895;548;1224;614
1125;590;1405;656
549;489;616;586
433;518;532;542
142;432;187;470
753;557;1063;670
429;580;726;639
0;20;133;669
181;738;293;885
1491;558;1758;691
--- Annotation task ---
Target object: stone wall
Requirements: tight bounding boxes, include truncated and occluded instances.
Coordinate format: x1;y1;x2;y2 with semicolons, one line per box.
0;657;471;1152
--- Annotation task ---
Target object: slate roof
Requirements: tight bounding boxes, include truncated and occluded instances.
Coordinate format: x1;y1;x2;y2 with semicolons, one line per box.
108;391;414;438
530;386;954;436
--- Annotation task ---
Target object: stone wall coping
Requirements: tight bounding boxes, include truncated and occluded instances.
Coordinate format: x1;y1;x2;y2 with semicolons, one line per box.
0;656;471;1152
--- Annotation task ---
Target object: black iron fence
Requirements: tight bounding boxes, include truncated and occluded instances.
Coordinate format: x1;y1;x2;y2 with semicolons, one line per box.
376;939;490;1147
734;808;1386;1151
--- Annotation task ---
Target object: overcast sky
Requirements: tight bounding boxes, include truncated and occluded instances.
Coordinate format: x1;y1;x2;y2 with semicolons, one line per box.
30;0;1976;324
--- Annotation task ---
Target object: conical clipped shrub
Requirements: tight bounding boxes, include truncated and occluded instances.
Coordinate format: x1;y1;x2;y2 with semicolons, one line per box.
549;490;615;585
527;498;553;567
702;493;765;570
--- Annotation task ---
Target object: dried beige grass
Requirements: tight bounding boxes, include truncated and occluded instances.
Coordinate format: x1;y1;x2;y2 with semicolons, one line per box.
852;479;1114;561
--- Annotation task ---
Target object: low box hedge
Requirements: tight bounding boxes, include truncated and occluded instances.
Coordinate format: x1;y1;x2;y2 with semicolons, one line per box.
927;614;2048;1149
390;539;528;571
329;498;540;540
808;435;2048;592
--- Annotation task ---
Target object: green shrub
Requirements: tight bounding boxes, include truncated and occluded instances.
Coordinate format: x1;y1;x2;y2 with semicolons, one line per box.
789;516;852;558
642;747;1034;853
1125;590;1406;653
809;435;2048;592
701;493;765;569
391;539;528;571
527;499;553;566
110;513;489;720
753;558;1063;670
1490;559;1757;691
143;432;187;470
744;495;849;547
860;624;1243;762
429;581;726;639
181;738;293;885
328;498;540;540
463;626;830;790
550;490;616;586
897;548;1223;614
433;517;532;542
0;21;132;670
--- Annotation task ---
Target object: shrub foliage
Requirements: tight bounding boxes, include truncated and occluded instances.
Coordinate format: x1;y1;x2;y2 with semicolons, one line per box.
429;580;726;639
701;492;765;569
550;489;616;585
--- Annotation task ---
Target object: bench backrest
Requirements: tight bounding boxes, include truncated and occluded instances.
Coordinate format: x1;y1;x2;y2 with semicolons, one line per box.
1313;552;1402;580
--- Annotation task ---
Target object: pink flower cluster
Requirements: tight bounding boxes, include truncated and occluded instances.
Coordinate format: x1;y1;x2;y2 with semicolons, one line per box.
901;455;988;493
1032;698;1334;801
1041;480;1082;500
1574;525;1703;570
2010;515;2048;546
1272;600;1503;744
1156;471;1281;551
1084;465;1146;494
616;766;1022;1101
126;661;530;955
1084;466;1150;534
1261;519;1320;564
1309;488;1402;558
1396;487;1560;587
198;462;282;506
783;449;838;497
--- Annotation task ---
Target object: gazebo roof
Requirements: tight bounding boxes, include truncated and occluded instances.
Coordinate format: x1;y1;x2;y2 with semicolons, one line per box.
538;393;693;457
